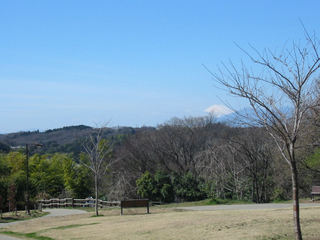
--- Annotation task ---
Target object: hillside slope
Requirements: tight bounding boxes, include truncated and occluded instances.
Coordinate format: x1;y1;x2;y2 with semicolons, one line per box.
0;125;152;155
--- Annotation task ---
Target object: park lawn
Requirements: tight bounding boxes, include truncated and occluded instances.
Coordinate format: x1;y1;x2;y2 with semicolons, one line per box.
1;207;320;240
0;210;48;223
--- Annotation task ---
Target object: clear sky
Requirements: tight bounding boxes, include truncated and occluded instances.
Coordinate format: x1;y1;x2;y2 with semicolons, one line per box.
1;0;319;133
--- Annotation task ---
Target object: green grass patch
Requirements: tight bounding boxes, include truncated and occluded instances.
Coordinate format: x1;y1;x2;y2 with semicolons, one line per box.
271;199;292;203
90;214;104;217
158;198;253;208
206;198;253;205
0;231;54;240
271;198;313;204
156;197;315;208
50;222;98;230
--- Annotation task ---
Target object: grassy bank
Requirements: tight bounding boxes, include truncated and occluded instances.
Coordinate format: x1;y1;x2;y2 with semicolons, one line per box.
157;198;253;208
157;197;316;208
0;210;48;223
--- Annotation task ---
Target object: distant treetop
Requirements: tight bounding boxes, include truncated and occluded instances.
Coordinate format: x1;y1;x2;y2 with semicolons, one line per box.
45;125;92;133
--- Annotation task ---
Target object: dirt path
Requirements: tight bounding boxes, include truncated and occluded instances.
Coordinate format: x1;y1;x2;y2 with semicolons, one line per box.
0;208;87;240
177;202;319;211
42;208;87;217
0;235;23;240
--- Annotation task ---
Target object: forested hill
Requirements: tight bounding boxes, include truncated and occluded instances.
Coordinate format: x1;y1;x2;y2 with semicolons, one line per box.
0;125;93;146
0;125;153;155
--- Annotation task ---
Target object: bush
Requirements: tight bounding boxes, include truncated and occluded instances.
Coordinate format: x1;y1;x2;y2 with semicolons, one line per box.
136;171;207;203
172;172;206;202
136;171;156;200
154;172;174;202
272;187;287;202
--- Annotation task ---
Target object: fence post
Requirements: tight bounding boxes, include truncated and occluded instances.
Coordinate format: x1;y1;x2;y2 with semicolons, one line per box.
72;198;74;208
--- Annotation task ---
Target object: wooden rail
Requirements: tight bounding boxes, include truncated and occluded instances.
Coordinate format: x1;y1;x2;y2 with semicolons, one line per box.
38;198;120;209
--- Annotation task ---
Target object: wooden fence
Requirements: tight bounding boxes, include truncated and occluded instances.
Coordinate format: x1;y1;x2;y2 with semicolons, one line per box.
38;198;120;209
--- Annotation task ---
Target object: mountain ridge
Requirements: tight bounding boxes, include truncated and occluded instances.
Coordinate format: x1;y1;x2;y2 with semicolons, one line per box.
0;125;154;155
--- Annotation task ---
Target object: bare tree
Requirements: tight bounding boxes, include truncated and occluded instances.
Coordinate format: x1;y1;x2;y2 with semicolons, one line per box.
210;30;320;240
230;128;274;203
196;141;247;199
82;127;113;216
154;116;216;174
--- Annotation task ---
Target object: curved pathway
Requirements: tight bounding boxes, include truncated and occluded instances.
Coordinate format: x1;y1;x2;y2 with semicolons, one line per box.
0;235;23;240
0;208;87;240
42;208;87;218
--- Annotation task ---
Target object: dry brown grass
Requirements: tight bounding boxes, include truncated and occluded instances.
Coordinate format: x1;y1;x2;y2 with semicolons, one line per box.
1;206;320;240
0;210;47;223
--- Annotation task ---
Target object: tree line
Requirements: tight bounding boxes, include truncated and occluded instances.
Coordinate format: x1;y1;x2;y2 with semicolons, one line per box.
0;152;93;211
109;117;320;203
0;114;319;212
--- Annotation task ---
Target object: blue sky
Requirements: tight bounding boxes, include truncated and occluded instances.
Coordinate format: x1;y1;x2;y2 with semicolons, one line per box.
0;0;319;133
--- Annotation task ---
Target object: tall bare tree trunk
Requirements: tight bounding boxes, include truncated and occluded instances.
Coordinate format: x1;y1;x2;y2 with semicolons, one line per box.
291;160;302;240
209;27;320;239
95;174;99;216
82;127;113;217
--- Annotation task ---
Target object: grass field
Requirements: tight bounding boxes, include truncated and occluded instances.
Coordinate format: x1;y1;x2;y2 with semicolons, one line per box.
0;210;48;223
1;205;320;240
